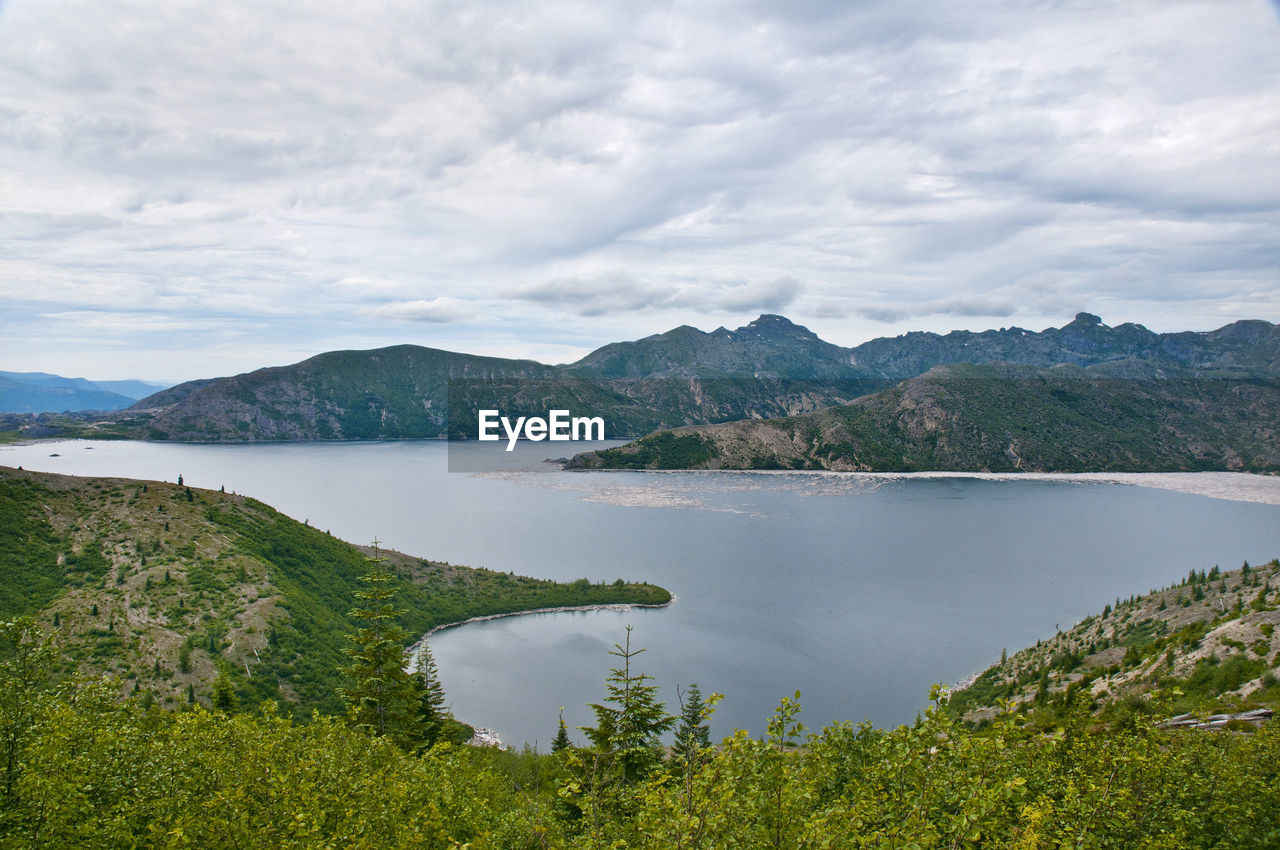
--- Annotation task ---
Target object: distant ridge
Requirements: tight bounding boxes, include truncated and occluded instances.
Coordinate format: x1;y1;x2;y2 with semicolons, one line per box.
565;311;1280;381
54;313;1280;444
0;373;135;414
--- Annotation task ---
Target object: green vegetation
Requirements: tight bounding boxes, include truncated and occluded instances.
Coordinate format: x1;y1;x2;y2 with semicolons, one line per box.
577;364;1280;472
0;476;64;617
952;559;1280;728
0;411;155;443
579;431;717;469
412;642;451;748
579;627;675;785
136;348;874;442
2;614;1278;847
340;543;419;744
670;681;714;774
0;467;670;718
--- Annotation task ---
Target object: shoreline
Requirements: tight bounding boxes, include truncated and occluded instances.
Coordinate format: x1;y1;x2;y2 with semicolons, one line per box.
407;597;676;657
407;597;675;750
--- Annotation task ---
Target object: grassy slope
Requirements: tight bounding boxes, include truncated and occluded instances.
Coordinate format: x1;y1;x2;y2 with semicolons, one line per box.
0;467;669;715
573;364;1280;472
952;560;1280;726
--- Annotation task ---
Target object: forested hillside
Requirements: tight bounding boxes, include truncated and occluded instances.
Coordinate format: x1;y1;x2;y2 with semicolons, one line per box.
953;561;1280;726
0;467;669;715
571;363;1280;472
1;478;1276;845
2;604;1278;847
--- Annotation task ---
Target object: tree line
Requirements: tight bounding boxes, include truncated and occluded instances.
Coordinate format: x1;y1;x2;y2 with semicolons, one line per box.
1;545;1278;846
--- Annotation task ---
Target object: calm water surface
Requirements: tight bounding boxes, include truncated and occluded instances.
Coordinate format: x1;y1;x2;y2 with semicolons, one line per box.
4;439;1279;747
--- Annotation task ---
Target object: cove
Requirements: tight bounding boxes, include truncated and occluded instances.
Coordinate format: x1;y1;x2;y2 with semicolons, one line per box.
3;438;1279;747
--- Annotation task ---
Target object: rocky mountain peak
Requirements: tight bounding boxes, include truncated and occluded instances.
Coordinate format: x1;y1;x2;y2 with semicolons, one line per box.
1066;312;1104;329
739;314;808;337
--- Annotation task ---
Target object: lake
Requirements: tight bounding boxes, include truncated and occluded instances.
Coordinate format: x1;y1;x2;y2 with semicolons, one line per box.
4;439;1280;748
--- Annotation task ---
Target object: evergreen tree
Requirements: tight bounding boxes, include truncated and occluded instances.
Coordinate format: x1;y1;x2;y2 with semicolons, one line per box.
340;541;417;745
670;682;713;773
580;626;674;784
1035;674;1049;704
211;672;237;713
411;642;447;749
551;710;572;752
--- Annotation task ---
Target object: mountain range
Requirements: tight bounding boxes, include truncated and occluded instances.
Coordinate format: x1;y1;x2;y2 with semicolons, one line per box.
112;312;1279;444
568;311;1280;380
0;371;169;414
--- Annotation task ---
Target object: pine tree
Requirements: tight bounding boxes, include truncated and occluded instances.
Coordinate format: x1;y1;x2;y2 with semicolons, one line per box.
551;710;572;752
211;672;237;713
411;643;447;748
340;541;417;745
581;626;674;784
670;683;713;774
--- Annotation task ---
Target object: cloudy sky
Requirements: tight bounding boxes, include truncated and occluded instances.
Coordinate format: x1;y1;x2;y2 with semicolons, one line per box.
2;0;1278;382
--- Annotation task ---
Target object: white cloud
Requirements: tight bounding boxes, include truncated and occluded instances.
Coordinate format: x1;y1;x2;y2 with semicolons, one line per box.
504;272;679;317
0;0;1277;379
369;297;475;324
713;277;803;313
504;272;803;317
